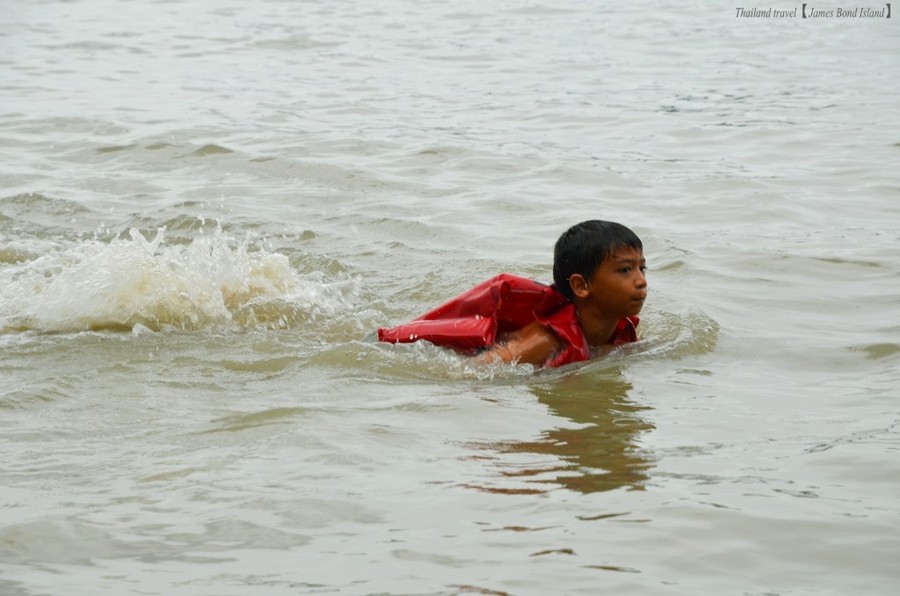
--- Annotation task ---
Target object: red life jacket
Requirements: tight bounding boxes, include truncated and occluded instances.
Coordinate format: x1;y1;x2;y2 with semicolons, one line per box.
377;274;639;368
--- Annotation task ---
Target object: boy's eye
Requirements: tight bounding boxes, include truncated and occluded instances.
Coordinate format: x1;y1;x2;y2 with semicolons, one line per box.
617;263;647;274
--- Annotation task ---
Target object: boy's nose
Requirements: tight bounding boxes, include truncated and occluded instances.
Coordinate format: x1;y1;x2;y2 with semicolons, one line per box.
635;271;647;288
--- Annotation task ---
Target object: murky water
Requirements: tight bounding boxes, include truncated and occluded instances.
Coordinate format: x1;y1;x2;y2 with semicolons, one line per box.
2;1;899;594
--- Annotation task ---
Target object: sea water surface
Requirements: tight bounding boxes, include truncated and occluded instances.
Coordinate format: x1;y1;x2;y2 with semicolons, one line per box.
1;0;899;594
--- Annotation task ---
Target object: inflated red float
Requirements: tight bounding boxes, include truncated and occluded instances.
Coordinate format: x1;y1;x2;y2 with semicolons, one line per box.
377;274;638;368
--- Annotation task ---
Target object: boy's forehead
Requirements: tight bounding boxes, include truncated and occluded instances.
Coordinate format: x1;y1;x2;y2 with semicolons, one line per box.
606;246;644;260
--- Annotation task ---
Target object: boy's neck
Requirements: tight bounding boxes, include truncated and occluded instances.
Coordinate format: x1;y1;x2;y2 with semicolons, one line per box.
576;307;619;347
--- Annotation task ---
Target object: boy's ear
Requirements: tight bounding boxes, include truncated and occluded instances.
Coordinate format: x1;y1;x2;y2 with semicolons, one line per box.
569;274;590;299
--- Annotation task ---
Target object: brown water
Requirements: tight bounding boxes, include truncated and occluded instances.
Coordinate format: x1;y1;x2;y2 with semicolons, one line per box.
1;1;899;594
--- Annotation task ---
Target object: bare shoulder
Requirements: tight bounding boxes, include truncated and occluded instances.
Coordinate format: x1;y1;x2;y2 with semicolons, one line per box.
478;322;562;367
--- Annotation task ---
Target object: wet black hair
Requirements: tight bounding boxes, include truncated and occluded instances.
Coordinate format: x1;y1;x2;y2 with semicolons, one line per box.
552;220;643;300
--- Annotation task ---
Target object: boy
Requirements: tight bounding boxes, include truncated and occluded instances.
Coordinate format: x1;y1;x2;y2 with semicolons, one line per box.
377;220;647;368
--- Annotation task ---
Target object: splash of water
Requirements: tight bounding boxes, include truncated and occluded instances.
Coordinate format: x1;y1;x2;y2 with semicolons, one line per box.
0;226;357;334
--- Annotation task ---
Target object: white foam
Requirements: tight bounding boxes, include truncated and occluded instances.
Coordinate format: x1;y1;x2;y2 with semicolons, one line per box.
0;226;356;334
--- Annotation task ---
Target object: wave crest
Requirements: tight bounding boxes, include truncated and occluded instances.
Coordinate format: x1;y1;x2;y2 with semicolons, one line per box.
0;226;357;334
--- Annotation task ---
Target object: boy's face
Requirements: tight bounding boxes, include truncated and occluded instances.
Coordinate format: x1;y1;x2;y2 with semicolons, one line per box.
573;246;648;318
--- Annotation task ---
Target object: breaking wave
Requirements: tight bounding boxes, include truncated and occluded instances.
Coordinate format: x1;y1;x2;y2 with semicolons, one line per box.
0;226;360;334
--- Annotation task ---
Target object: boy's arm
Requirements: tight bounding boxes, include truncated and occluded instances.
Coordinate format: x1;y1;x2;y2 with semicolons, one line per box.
476;322;560;367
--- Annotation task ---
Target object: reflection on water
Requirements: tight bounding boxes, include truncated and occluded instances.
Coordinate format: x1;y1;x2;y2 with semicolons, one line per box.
466;368;654;494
